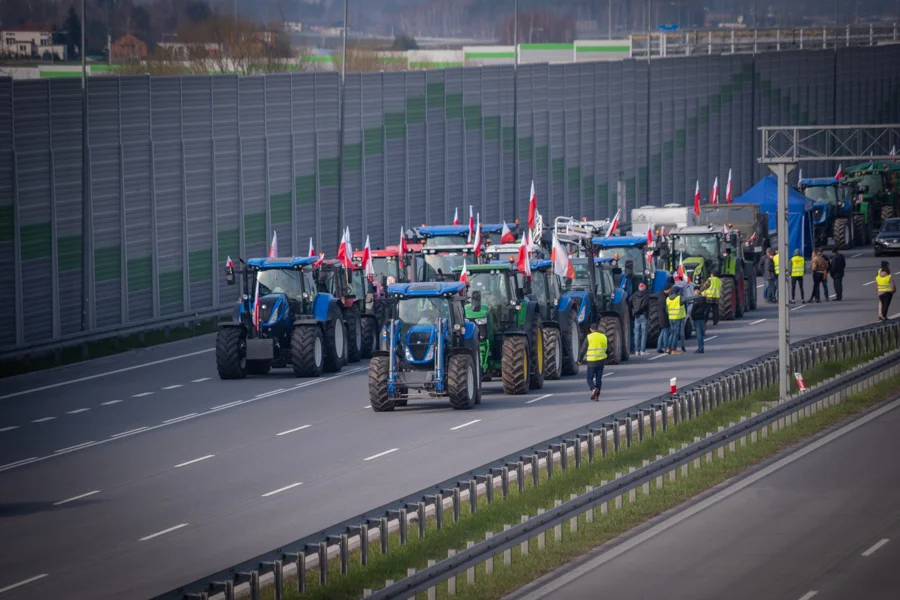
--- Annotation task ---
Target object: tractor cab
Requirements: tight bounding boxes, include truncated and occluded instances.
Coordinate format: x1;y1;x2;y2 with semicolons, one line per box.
415;224;485;281
591;236;669;297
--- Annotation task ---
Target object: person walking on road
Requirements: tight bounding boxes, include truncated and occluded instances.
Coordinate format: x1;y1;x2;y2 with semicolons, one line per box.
656;285;671;354
790;250;806;304
579;323;608;400
810;248;829;303
876;261;896;321
690;291;707;353
630;283;650;356
830;247;846;301
763;248;777;303
666;288;686;355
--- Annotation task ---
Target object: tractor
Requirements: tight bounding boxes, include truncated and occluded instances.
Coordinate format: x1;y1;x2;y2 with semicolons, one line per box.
844;161;900;242
698;203;771;275
667;226;755;321
351;245;415;358
414;225;482;281
368;282;481;411
315;260;365;364
453;262;546;394
527;259;581;378
216;257;348;379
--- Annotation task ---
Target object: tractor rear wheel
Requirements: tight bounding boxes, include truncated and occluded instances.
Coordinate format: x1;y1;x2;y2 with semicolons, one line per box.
346;308;362;364
292;325;324;377
720;277;735;321
216;328;247;380
501;336;530;395
647;296;661;347
324;319;346;373
529;320;545;390
599;316;623;365
833;217;850;250
560;310;580;376
360;316;378;359
448;354;477;410
748;272;758;310
881;204;896;224
735;277;745;318
543;327;562;380
369;355;394;412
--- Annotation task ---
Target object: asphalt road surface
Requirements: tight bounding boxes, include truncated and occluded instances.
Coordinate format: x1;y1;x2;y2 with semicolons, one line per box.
0;249;892;599
521;396;900;600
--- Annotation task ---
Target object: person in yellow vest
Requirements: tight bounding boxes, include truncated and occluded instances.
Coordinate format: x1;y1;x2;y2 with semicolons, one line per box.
665;288;686;354
790;250;806;304
579;323;609;401
876;261;896;321
701;270;722;325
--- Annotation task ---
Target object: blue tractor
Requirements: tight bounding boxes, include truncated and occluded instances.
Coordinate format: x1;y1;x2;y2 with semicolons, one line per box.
369;282;482;411
528;259;581;378
216;257;349;379
799;177;857;250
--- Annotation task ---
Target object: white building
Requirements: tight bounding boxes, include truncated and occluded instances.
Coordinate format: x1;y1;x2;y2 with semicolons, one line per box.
1;22;67;59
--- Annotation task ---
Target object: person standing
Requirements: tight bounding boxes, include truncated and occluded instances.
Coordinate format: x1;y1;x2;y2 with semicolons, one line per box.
690;292;707;353
790;250;806;304
810;248;829;303
763;248;777;303
676;275;694;352
876;261;896;321
656;285;671;354
829;247;845;301
630;282;650;356
579;323;608;401
701;270;722;324
666;288;686;355
773;249;780;302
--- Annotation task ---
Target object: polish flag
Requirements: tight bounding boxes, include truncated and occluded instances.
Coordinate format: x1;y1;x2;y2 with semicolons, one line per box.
835;164;844;180
399;226;408;254
467;205;475;243
253;277;261;331
527;181;538;230
453;207;460;225
551;232;574;279
799;168;803;183
605;210;620;237
459;259;469;285
268;230;278;258
226;256;235;271
500;221;515;244
646;224;654;245
307;238;315;258
891;145;897;157
472;213;483;258
314;253;325;268
723;223;729;235
677;251;685;279
661;225;667;237
362;235;375;280
726;169;733;204
693;181;701;216
516;231;532;279
336;228;350;268
711;176;719;205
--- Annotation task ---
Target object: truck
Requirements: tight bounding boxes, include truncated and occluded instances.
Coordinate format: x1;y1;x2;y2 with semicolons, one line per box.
369;282;482;411
629;204;697;239
698;203;771;274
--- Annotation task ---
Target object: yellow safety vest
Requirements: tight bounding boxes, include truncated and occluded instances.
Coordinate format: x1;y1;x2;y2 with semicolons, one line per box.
666;295;686;320
791;255;805;277
703;276;722;300
773;253;779;275
876;270;893;293
585;331;608;362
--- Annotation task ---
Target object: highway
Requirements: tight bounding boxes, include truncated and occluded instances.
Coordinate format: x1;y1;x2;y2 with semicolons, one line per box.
521;392;900;600
0;249;890;599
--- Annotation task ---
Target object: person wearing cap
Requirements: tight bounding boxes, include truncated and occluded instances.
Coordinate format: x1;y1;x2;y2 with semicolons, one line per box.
790;249;806;304
876;261;896;321
578;323;609;401
666;287;686;355
630;282;650;356
656;284;671;354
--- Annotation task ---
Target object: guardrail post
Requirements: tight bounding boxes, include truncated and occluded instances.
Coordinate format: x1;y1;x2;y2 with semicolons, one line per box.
584;487;594;522
569;494;579;532
521;515;530;553
599;481;609;512
452;487;461;523
545;449;554;479
661;403;670;430
296;552;306;593
624;417;633;448
272;560;283;600
537;508;547;548
651;404;662;435
587;431;597;461
558;443;569;471
638;410;647;441
517;461;526;492
380;517;389;554
555;500;564;538
469;479;478;514
417;502;426;538
692;438;701;469
427;496;442;531
340;533;349;574
573;437;582;467
427;560;437;600
672;398;681;426
600;425;610;455
503;524;513;564
717;427;725;458
485;532;494;574
447;550;457;595
501;466;510;498
399;509;408;545
481;474;493;505
667;450;677;481
654;457;663;488
356;524;369;564
628;467;637;503
466;541;476;583
612;421;621;451
531;454;540;487
318;542;327;585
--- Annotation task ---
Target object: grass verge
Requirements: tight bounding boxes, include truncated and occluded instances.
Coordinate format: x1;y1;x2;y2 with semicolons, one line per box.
257;349;895;600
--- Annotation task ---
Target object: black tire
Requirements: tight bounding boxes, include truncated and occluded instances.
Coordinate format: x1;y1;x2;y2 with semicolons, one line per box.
448;353;477;410
720;277;735;321
560;310;580;377
620;313;631;362
735;276;745;318
881;205;896;224
369;355;394;412
749;273;758;310
360;316;378;359
501;336;530;395
543;327;562;380
853;214;866;247
599;316;623;365
647;297;661;347
323;319;346;373
529;319;545;390
216;327;247;380
833;217;850;250
247;360;271;375
292;325;324;377
346;308;362;363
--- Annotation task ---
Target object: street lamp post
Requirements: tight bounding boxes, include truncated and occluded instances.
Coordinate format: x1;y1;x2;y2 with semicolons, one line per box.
81;0;90;331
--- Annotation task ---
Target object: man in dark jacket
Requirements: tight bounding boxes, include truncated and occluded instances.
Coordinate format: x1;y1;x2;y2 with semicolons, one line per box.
656;285;671;354
830;247;846;301
630;283;650;355
763;248;776;303
691;294;707;353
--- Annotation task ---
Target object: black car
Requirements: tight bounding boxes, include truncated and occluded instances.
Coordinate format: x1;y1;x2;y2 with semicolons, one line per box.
874;218;900;256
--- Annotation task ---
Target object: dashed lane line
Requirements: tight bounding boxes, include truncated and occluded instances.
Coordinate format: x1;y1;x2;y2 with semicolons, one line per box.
110;427;148;439
53;490;100;506
100;400;122;406
53;441;96;454
192;377;211;383
796;592;818;600
162;413;199;425
276;425;311;436
525;394;553;405
364;448;399;461
862;538;890;557
261;482;303;497
0;457;39;471
0;426;19;433
449;419;481;431
0;574;49;595
67;408;90;414
174;454;215;469
32;417;56;423
139;523;188;541
161;384;183;390
132;392;154;398
749;318;767;325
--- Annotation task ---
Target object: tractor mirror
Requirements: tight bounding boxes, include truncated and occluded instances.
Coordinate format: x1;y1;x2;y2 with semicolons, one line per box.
471;290;482;312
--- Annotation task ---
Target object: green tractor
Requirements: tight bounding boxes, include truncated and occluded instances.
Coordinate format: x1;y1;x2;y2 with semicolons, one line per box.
844;161;900;240
453;262;545;395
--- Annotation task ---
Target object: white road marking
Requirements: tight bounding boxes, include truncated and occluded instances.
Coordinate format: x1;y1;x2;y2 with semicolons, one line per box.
648;353;668;361
862;538;890;557
174;454;215;468
192;377;211;383
449;419;481;431
0;426;19;432
277;424;311;436
756;284;763;288
163;413;198;424
54;441;96;454
110;427;148;438
797;592;818;600
526;393;553;405
364;448;399;461
32;417;56;423
864;280;876;286
210;400;245;411
261;482;303;497
53;490;100;506
161;384;183;390
791;304;807;311
705;336;719;341
255;389;286;399
890;313;900;320
132;392;154;398
0;457;38;471
100;400;122;406
139;523;188;541
602;371;615;378
67;408;90;414
750;318;767;325
852;253;862;258
0;574;49;594
363;405;372;409
0;348;216;401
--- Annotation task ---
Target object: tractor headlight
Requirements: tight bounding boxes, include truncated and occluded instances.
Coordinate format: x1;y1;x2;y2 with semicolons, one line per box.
577;305;587;323
267;304;282;325
474;317;488;325
404;346;414;361
423;345;435;361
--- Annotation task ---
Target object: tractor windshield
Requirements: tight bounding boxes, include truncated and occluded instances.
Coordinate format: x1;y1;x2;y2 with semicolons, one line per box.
803;185;838;204
672;235;719;261
467;272;510;309
257;269;307;299
421;253;468;281
567;258;593;290
372;257;401;284
594;247;645;271
397;297;451;326
861;174;885;195
424;235;469;247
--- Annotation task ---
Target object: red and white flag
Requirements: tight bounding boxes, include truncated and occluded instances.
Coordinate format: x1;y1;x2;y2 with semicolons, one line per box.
307;238;315;258
677;251;685;280
467;205;475;243
472;213;483;258
551;232;575;279
226;256;235;271
362;235;375;280
722;223;729;235
453;207;460;225
835;164;844;180
527;181;538;230
500;221;515;244
891;145;897;157
336;228;350;268
399;226;408;254
516;231;532;279
605;210;620;237
253;277;261;330
661;225;667;237
646;224;654;245
693;181;701;216
711;176;719;205
726;169;733;204
314;253;324;268
459;259;468;285
269;230;278;258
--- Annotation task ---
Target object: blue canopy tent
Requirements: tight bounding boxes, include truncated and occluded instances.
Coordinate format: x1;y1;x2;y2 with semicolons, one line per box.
734;175;815;259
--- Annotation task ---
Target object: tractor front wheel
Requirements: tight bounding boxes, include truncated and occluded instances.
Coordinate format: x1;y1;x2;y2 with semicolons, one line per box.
216;328;247;380
360;316;378;359
324;319;346;373
599;316;623;365
369;355;394;412
346;308;362;363
501;336;530;395
560;310;580;376
529;321;545;390
448;353;477;410
833;217;850;250
292;325;324;377
720;277;736;321
543;327;562;380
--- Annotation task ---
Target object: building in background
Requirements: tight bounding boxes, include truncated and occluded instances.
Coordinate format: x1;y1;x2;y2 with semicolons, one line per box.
110;34;147;61
1;22;67;60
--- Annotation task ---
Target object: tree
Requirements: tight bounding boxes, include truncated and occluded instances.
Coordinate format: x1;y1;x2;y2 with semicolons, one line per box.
63;5;81;59
390;34;418;51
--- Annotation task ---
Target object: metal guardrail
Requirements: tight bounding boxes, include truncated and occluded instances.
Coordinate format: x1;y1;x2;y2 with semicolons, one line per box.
154;319;900;600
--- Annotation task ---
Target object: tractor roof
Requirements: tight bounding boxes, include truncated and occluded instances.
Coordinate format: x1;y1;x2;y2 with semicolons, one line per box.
485;243;523;253
388;282;466;297
800;177;841;187
247;257;318;269
846;161;900;174
421;245;477;253
592;236;647;248
453;262;516;273
531;259;553;270
352;246;408;259
670;225;722;235
418;225;470;236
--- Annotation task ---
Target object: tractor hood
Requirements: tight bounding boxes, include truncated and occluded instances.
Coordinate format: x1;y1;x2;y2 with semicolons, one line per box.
238;293;291;326
680;256;705;282
812;202;830;226
403;322;445;365
561;291;590;324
